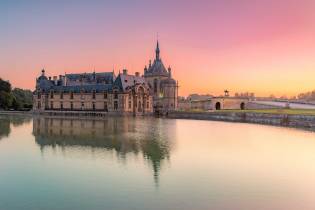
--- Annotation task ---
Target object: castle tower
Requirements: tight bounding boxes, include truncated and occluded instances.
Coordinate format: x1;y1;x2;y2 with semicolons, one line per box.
143;40;178;113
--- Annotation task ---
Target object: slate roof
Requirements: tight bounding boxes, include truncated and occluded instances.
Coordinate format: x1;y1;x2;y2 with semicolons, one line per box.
145;59;169;77
36;71;148;93
114;74;148;91
50;84;113;93
65;72;115;84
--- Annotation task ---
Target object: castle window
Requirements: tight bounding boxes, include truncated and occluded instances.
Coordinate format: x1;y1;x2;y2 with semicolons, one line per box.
92;102;95;110
70;102;73;110
114;91;118;99
50;101;54;109
147;101;149;109
128;100;131;109
70;92;74;99
37;101;41;109
104;102;108;112
60;92;63;99
60;102;63;110
104;92;108;99
154;79;158;93
114;101;118;110
81;102;84;110
138;101;142;112
92;90;96;99
37;92;41;99
50;91;54;99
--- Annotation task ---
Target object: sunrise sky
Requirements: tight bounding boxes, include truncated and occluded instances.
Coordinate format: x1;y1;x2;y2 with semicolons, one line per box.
1;0;315;97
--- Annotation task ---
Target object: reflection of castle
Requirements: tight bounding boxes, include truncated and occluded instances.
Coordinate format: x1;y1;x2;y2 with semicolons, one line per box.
32;116;174;185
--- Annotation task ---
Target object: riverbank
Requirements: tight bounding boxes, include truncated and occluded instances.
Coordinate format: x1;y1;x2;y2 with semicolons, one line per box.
2;109;315;131
168;110;315;130
0;110;33;115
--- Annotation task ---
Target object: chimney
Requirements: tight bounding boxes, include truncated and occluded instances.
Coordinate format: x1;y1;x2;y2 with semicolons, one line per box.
123;69;128;75
53;76;58;85
135;72;140;77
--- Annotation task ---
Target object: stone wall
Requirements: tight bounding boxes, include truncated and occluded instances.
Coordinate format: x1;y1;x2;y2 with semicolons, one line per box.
168;111;315;130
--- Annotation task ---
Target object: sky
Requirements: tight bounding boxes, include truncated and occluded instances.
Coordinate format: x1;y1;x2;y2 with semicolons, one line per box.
1;0;315;97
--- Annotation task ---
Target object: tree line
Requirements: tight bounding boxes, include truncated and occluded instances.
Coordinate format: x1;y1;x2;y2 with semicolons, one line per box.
0;78;33;111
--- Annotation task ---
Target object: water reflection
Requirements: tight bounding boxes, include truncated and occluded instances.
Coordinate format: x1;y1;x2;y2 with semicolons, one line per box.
0;115;32;140
0;117;10;140
32;116;175;185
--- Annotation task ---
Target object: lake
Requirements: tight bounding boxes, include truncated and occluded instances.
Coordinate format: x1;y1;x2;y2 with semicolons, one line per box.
1;114;315;210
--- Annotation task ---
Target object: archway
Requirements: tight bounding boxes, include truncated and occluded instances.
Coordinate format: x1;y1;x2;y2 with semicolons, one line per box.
215;102;221;110
240;102;245;110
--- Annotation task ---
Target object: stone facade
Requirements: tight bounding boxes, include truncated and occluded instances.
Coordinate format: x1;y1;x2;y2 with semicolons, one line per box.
33;41;178;115
143;41;178;114
33;69;153;115
178;97;249;111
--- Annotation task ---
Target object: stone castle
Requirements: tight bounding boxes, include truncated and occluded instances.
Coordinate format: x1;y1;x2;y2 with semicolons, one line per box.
33;41;178;115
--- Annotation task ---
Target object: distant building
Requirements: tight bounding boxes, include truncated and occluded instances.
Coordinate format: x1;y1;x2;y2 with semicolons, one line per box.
143;41;178;114
178;95;249;111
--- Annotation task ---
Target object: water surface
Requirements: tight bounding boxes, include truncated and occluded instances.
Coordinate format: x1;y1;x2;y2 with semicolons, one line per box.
1;114;315;210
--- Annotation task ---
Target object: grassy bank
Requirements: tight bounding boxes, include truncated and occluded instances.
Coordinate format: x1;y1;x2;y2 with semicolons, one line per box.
216;109;315;115
180;109;315;115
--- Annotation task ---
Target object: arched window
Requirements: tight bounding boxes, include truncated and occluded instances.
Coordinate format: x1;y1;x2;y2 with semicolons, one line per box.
114;101;118;110
154;79;158;93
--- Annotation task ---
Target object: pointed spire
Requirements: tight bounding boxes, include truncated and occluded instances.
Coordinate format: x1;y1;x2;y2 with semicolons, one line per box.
155;40;160;60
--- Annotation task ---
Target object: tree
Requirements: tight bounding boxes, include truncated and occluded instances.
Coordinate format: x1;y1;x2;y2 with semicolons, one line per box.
0;78;13;109
12;88;33;109
0;78;33;110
